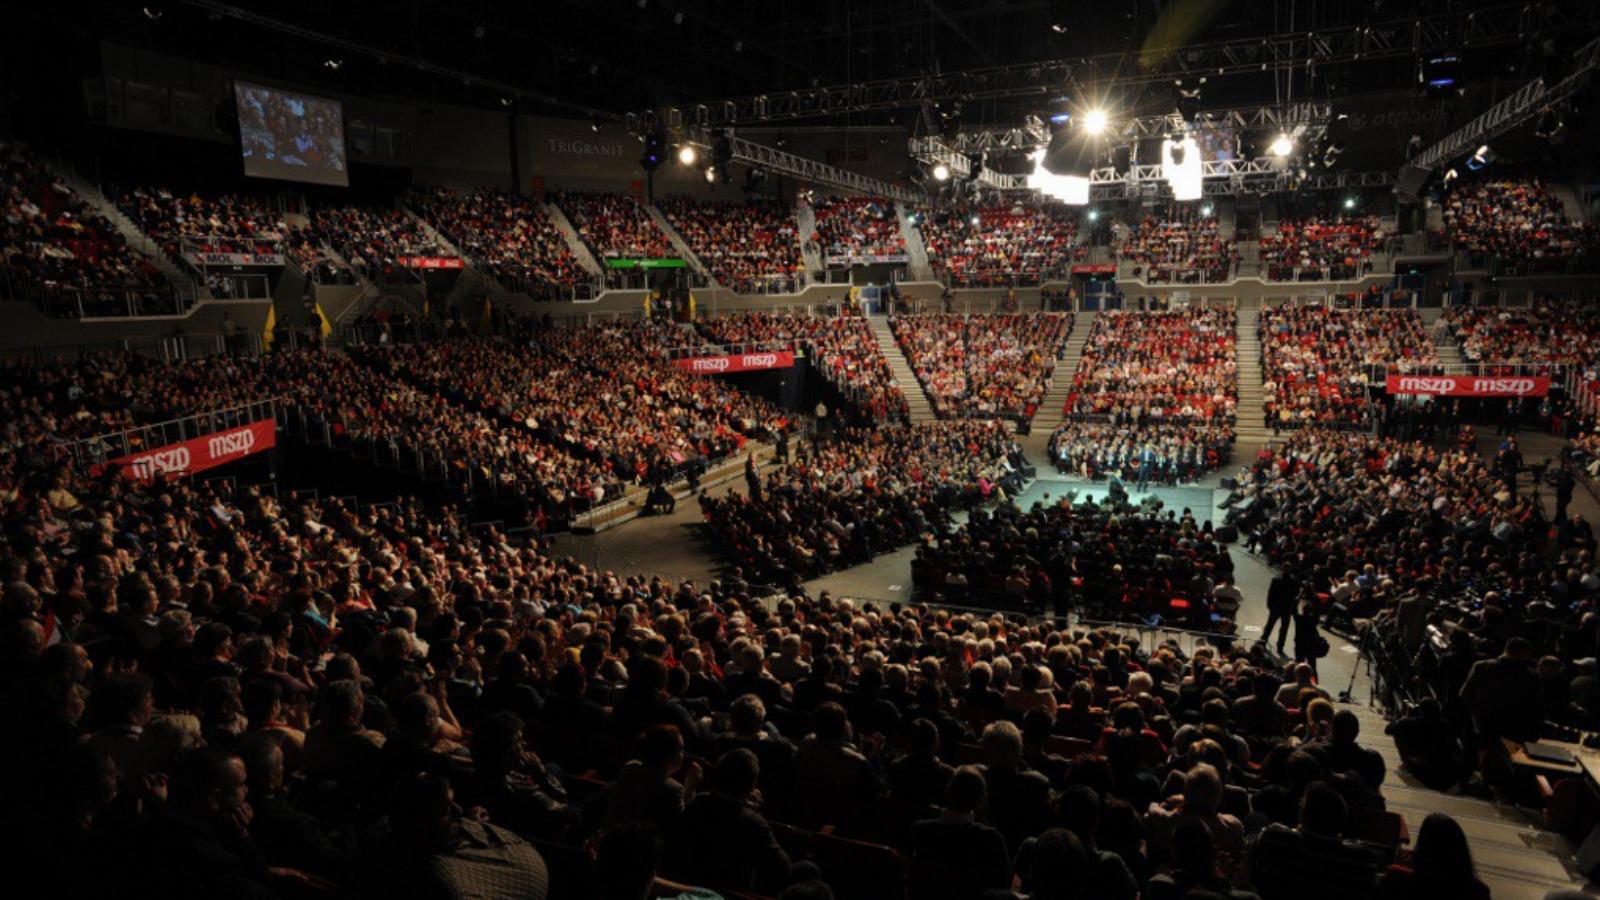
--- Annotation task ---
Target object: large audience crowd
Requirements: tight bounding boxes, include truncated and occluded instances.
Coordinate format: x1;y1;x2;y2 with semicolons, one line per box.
1225;428;1599;804
1054;308;1237;482
812;196;904;264
1115;212;1236;284
408;188;585;299
701;420;1024;585
307;205;444;284
1259;215;1385;282
1441;177;1597;273
1259;307;1438;431
890;313;1071;422
2;299;1595;900
556;191;673;261
696;311;909;422
1;144;167;316
915;203;1081;287
1441;300;1600;373
354;321;787;488
658;197;804;294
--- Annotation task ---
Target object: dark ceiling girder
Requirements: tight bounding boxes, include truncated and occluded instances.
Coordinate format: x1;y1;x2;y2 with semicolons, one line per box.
628;2;1597;129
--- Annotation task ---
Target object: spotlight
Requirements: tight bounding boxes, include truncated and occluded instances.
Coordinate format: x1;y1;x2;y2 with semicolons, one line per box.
499;97;514;108
1467;144;1495;170
1343;196;1357;210
1443;168;1459;184
1535;106;1566;140
1083;109;1109;135
970;214;981;226
712;131;734;174
590;119;603;133
704;166;717;183
640;130;666;172
677;145;698;166
931;162;952;182
323;58;344;71
1200;203;1213;217
1087;209;1099;221
141;6;162;20
1269;134;1294;158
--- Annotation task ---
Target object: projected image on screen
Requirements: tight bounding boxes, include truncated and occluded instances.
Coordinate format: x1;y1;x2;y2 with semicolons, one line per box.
235;82;349;187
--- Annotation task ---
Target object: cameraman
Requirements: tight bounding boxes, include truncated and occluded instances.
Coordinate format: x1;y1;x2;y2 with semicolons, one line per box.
1553;461;1576;520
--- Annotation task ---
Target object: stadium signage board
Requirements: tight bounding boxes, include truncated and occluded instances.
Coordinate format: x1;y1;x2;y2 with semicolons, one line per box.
1385;375;1550;398
674;352;796;374
1071;264;1117;275
89;419;277;482
399;257;464;269
185;251;287;267
824;252;909;265
604;258;687;269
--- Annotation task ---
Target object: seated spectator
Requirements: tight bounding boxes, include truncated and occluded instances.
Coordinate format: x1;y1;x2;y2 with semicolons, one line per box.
908;765;1012;899
1377;812;1489;900
891;313;1071;421
1246;782;1379;900
669;748;792;895
1260;306;1437;430
410;187;582;299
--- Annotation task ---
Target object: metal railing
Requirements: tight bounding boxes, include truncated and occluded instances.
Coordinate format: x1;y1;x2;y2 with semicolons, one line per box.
57;397;281;468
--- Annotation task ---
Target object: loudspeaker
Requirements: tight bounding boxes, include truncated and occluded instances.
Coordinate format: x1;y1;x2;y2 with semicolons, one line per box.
1216;525;1239;543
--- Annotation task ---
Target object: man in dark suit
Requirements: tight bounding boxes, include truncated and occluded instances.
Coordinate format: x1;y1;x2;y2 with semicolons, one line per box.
670;749;791;895
1263;572;1299;654
909;766;1012;900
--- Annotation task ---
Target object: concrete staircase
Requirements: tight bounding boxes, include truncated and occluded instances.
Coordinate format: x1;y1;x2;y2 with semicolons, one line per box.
643;202;717;286
869;315;938;423
1032;312;1094;433
544;202;603;276
1342;704;1583;900
795;201;825;282
897;205;937;282
1234;307;1273;445
1551;182;1587;224
1434;324;1469;370
50;167;205;302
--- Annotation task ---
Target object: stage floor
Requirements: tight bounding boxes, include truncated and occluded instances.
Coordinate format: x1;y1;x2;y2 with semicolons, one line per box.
1016;474;1229;528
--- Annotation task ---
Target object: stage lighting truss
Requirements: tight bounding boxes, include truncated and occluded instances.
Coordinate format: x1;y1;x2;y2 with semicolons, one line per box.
626;4;1588;129
907;135;1388;200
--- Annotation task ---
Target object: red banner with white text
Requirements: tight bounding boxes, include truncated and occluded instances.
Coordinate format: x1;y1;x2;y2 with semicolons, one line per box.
89;419;277;482
399;256;464;269
1385;375;1551;398
674;351;796;375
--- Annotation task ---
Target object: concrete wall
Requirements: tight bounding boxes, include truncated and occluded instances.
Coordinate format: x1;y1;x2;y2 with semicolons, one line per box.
0;299;272;357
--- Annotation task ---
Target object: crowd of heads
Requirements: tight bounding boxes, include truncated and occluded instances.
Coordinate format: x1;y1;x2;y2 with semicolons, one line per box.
352;320;788;493
700;420;1023;585
696;311;909;422
658;196;804;294
1115;210;1236;284
555;191;673;261
812;196;904;263
1260;306;1438;430
915;203;1082;286
408;187;584;299
1442;300;1600;372
1259;214;1385;282
307;204;443;283
1441;177;1597;272
1;144;165;315
1227;428;1598;778
890;313;1072;422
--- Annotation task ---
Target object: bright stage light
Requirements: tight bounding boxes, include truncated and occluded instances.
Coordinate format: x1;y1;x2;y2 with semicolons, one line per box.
1344;197;1357;210
677;145;698;166
1200;203;1213;217
1163;136;1202;201
703;166;716;183
1269;134;1294;158
1082;109;1109;135
932;162;952;182
1025;150;1089;205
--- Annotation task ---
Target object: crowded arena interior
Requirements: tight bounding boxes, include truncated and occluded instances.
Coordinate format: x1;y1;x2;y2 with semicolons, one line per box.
7;2;1600;899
